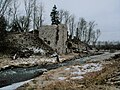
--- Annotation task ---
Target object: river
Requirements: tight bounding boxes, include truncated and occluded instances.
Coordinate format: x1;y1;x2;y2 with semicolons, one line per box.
0;51;120;89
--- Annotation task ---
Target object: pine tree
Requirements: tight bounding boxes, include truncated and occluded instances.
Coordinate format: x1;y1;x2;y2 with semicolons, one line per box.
50;5;60;25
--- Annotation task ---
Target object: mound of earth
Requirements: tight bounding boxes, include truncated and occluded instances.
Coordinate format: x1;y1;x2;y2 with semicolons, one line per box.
2;32;55;58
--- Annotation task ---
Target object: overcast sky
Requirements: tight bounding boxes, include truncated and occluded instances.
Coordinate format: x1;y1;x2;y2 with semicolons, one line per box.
20;0;120;41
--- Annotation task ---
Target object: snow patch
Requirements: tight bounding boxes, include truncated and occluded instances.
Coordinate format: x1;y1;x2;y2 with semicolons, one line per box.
2;65;9;69
40;57;56;63
65;68;70;71
71;63;102;75
28;47;45;54
65;63;102;80
72;70;86;75
0;80;32;90
58;77;66;80
51;52;58;57
71;76;83;80
81;63;102;72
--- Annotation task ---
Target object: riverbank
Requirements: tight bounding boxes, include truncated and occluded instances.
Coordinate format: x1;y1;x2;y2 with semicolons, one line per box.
16;52;120;90
0;51;99;88
0;50;98;71
0;51;120;90
0;53;80;70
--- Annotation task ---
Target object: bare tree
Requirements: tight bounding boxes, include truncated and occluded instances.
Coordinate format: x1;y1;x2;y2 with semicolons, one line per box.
86;21;96;44
8;0;44;32
33;0;36;31
64;10;71;24
59;9;71;24
10;0;34;32
13;0;19;21
34;2;44;29
32;0;44;30
0;0;12;15
91;29;101;46
59;9;64;23
4;3;13;31
0;0;12;34
68;15;76;39
9;0;21;32
23;0;33;32
76;18;87;41
76;18;100;46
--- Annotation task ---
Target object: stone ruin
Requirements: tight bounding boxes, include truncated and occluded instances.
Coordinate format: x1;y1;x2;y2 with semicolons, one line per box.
39;24;68;54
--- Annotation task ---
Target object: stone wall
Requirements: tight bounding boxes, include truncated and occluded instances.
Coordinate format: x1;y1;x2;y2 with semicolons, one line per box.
39;24;67;54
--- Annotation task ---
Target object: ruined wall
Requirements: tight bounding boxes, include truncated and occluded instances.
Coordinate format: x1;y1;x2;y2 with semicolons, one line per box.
39;24;67;54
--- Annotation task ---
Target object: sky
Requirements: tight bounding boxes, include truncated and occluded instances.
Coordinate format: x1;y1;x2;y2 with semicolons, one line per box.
20;0;120;41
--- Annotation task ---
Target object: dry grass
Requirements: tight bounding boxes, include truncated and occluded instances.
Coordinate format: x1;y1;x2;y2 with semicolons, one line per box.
43;80;84;90
17;57;120;90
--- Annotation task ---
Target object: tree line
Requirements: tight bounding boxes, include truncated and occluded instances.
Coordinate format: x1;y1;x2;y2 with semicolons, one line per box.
0;0;44;32
50;5;101;46
58;9;101;46
96;41;120;50
0;0;101;47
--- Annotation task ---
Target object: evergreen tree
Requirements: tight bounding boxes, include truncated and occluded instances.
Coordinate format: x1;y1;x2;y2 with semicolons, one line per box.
0;15;7;41
50;5;60;25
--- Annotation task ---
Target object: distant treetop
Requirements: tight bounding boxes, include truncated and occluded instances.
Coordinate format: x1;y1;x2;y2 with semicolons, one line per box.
50;5;60;25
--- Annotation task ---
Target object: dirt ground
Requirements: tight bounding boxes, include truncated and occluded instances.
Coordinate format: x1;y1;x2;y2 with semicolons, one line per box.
17;54;120;90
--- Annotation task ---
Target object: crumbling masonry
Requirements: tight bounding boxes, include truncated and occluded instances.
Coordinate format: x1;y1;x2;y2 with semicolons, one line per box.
39;24;67;54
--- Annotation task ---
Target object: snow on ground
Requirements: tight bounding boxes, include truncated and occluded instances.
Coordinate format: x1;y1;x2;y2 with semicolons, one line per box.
40;57;56;63
65;63;102;80
71;76;83;79
28;47;45;55
0;80;32;90
2;65;9;69
9;56;57;67
65;68;70;71
81;63;102;72
58;77;66;80
50;52;58;57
